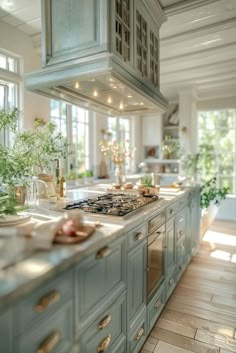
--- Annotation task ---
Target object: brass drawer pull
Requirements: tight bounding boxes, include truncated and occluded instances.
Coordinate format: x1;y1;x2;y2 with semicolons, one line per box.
135;232;144;241
35;290;61;313
96;247;111;259
36;330;60;353
98;314;112;330
97;334;111;352
169;278;174;286
154;298;161;309
135;327;144;341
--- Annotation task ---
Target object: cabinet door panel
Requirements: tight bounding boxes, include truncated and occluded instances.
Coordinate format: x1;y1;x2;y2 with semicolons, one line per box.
77;238;125;327
128;239;147;321
0;309;12;353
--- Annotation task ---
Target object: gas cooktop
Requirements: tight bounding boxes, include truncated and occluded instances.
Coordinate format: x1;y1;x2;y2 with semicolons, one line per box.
64;193;160;217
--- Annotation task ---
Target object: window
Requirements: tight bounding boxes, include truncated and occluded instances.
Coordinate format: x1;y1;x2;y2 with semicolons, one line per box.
0;50;21;146
198;110;236;194
107;116;133;172
50;100;91;174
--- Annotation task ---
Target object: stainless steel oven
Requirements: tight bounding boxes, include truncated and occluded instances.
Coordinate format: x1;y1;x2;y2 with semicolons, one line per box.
147;219;165;303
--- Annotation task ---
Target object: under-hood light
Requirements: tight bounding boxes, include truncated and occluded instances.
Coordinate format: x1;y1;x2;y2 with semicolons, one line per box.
119;101;124;110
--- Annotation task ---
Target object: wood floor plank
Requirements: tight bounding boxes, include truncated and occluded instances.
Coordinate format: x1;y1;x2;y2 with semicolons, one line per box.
155;318;197;338
177;282;236;301
140;220;236;353
162;309;235;338
154;341;195;353
195;329;236;352
212;295;236;309
166;301;236;327
150;327;220;353
174;286;213;302
220;349;236;353
169;295;236;319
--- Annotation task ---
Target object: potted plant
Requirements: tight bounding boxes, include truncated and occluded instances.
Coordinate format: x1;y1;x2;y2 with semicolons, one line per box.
200;177;229;237
0;109;35;206
180;147;229;236
138;175;159;196
15;120;69;197
161;136;180;159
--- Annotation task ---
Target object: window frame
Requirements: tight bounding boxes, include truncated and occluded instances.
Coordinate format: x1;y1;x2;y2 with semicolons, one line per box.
198;109;236;196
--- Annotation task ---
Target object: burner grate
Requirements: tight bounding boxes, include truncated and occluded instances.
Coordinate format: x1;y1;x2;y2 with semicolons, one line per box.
65;193;160;217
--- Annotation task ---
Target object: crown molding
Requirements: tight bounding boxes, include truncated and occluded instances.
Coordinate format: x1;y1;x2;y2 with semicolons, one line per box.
160;42;236;63
163;0;220;16
161;17;236;45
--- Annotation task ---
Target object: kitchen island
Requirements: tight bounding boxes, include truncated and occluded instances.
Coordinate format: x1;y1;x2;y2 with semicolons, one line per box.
0;185;200;353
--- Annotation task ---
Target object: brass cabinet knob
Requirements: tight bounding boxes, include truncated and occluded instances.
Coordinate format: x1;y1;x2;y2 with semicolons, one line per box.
35;290;61;313
36;330;60;353
96;247;111;259
98;314;112;330
97;334;111;352
135;232;144;241
135;327;144;341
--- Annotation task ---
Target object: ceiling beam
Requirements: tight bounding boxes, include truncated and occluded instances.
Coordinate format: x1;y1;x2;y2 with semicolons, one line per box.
161;17;236;44
163;0;221;16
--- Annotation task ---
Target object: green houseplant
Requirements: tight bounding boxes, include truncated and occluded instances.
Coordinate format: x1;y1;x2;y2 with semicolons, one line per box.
180;146;229;237
0;109;36;209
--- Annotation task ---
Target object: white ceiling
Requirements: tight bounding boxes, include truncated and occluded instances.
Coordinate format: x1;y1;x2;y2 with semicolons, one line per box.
0;0;235;101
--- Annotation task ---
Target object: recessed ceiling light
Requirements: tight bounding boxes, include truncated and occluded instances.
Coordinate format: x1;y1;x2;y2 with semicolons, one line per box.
93;90;98;97
107;97;112;104
128;95;133;98
140;102;144;105
75;82;80;89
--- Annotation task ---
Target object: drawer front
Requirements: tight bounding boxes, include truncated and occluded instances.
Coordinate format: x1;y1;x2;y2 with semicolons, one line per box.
165;272;176;300
166;196;187;221
147;283;165;334
15;269;73;334
128;223;147;250
166;204;176;220
80;293;126;353
77;238;125;326
128;310;146;353
148;210;165;234
16;300;73;353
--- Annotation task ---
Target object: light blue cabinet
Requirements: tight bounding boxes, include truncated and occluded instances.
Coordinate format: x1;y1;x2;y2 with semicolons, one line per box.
76;237;126;333
147;282;165;333
0;188;201;353
127;239;147;325
0;309;12;353
165;217;175;275
15;301;73;353
79;292;126;353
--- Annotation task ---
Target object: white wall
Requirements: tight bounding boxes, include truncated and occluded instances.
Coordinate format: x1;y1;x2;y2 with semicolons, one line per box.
0;21;50;128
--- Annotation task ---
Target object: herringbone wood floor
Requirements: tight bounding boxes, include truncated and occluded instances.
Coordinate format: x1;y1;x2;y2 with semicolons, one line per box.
141;220;236;353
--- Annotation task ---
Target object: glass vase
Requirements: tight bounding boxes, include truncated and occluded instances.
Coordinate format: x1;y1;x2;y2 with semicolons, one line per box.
114;164;126;186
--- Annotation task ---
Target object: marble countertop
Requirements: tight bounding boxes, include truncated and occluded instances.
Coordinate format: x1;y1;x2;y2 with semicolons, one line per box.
0;185;189;309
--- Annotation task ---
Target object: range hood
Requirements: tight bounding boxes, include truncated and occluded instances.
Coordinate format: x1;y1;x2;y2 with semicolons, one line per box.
25;0;168;116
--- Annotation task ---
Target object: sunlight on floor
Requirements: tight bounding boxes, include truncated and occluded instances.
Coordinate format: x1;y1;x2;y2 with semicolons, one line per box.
203;230;236;246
